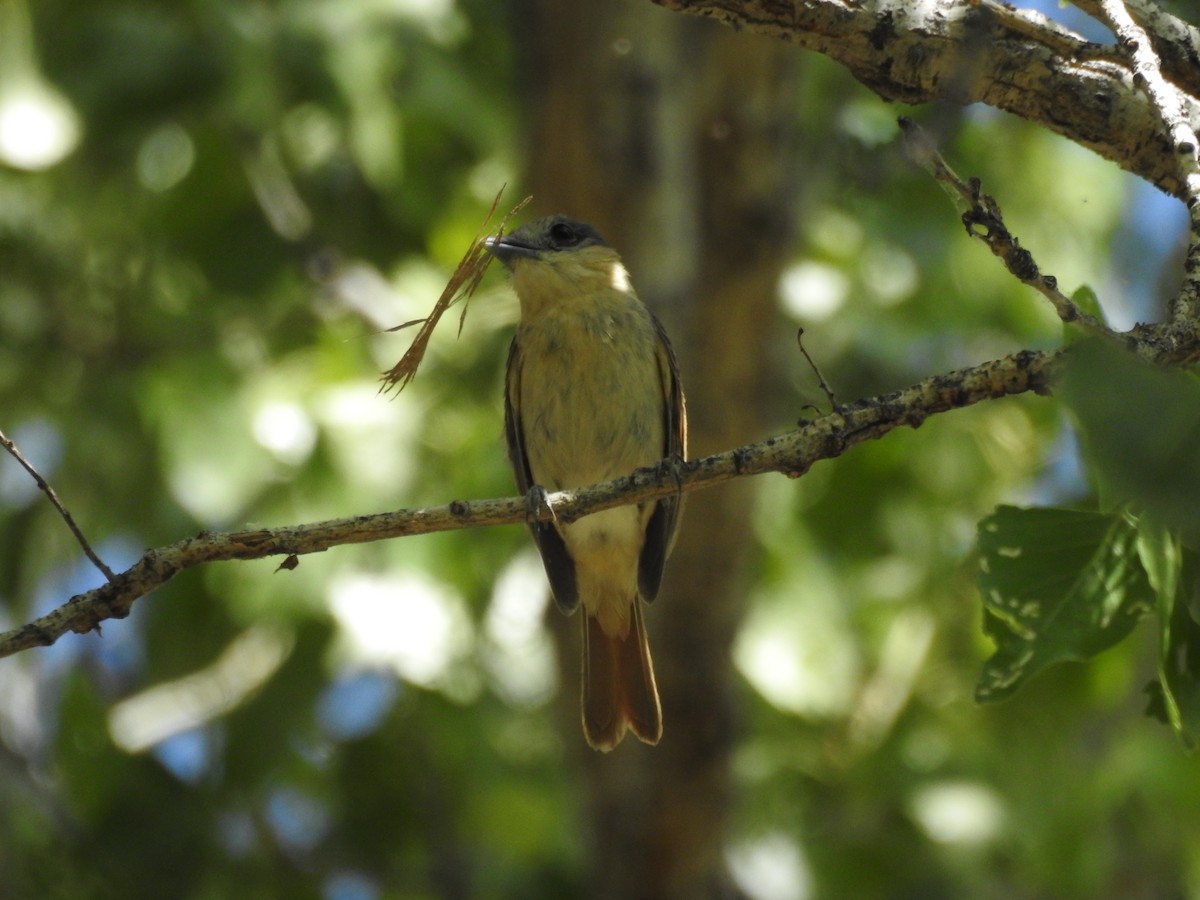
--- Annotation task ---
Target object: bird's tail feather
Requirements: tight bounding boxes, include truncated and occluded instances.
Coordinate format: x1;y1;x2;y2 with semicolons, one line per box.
581;601;662;751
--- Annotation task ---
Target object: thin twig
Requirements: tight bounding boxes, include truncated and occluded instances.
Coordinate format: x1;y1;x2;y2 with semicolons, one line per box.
899;116;1115;339
796;328;838;411
0;428;116;581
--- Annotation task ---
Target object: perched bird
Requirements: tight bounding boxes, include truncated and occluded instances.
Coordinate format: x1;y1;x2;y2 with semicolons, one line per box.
485;215;686;751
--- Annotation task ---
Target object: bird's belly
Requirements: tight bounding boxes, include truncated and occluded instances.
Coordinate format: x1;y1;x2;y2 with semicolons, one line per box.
517;310;664;491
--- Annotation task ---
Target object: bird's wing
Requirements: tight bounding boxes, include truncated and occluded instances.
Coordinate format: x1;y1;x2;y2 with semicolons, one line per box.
504;336;580;613
637;313;687;602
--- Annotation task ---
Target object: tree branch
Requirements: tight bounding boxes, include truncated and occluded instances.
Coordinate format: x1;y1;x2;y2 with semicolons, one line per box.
900;116;1115;338
0;347;1058;660
650;0;1197;197
1074;0;1200;99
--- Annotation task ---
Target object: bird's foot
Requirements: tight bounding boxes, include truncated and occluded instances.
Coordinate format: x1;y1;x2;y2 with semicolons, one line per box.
524;484;557;524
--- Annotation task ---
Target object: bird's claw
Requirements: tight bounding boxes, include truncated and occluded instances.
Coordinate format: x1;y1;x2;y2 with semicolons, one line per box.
656;454;686;493
524;484;556;524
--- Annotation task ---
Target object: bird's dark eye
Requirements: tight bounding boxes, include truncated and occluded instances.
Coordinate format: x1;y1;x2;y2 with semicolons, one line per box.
548;222;580;247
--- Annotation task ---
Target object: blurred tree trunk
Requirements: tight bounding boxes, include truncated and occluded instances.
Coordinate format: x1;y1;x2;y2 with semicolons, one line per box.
519;2;801;896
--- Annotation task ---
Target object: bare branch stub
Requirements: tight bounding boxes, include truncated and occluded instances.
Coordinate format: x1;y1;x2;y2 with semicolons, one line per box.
796;328;838;413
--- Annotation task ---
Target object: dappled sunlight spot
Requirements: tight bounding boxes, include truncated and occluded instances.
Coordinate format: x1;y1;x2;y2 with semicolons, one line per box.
0;650;40;757
321;261;407;329
735;588;861;717
325;40;402;191
392;0;455;20
861;555;924;603
314;383;420;493
879;500;940;562
282;103;340;173
846;609;936;752
727;832;812;900
806;206;864;259
108;625;293;753
328;572;472;688
836;97;898;147
778;261;849;322
975;403;1040;469
484;551;556;708
136;123;194;192
219;319;271;371
0;80;81;170
168;457;258;524
860;242;918;306
252;400;318;466
910;780;1006;846
294;0;461;45
469;158;516;204
245;138;313;240
901;726;954;772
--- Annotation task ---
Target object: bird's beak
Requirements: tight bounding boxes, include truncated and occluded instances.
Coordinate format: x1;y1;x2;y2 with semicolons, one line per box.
484;234;540;266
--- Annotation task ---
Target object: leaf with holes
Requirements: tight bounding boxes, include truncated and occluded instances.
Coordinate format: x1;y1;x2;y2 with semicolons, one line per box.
975;506;1155;703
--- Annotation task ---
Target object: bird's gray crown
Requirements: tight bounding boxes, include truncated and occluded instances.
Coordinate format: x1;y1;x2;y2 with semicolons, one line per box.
486;215;608;264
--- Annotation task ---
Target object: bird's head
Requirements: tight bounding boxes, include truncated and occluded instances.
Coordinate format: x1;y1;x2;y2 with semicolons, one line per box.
485;215;632;314
485;215;607;265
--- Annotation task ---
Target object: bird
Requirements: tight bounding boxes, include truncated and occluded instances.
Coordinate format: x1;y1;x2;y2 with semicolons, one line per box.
485;215;687;751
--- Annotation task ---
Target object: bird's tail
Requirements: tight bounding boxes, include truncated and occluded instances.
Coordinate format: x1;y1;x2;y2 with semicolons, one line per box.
581;600;662;751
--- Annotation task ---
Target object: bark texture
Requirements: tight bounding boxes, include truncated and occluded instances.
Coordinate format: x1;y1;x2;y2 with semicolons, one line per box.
651;0;1200;198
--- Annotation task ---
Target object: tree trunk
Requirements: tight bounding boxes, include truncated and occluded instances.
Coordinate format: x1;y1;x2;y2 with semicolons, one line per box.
521;2;801;895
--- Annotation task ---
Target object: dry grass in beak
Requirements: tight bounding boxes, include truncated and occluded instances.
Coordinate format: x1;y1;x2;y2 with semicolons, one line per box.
380;189;531;394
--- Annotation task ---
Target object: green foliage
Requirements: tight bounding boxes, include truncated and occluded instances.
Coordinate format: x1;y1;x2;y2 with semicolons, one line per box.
1139;526;1200;748
976;506;1154;703
1060;338;1200;537
1063;284;1107;345
973;341;1200;749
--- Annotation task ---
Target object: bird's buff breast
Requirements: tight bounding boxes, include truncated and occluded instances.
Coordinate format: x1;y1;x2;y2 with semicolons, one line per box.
516;298;664;493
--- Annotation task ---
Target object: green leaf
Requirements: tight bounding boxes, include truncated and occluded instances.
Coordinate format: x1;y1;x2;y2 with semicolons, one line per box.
1062;285;1107;346
1059;339;1200;538
976;506;1154;703
1140;527;1200;749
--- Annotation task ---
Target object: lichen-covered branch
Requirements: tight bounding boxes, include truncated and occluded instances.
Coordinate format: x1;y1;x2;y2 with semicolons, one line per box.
650;0;1197;198
1074;0;1200;99
1093;0;1200;342
900;117;1115;338
0;347;1058;660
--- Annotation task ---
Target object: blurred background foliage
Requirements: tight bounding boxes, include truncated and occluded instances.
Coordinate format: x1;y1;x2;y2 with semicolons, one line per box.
0;0;1196;897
